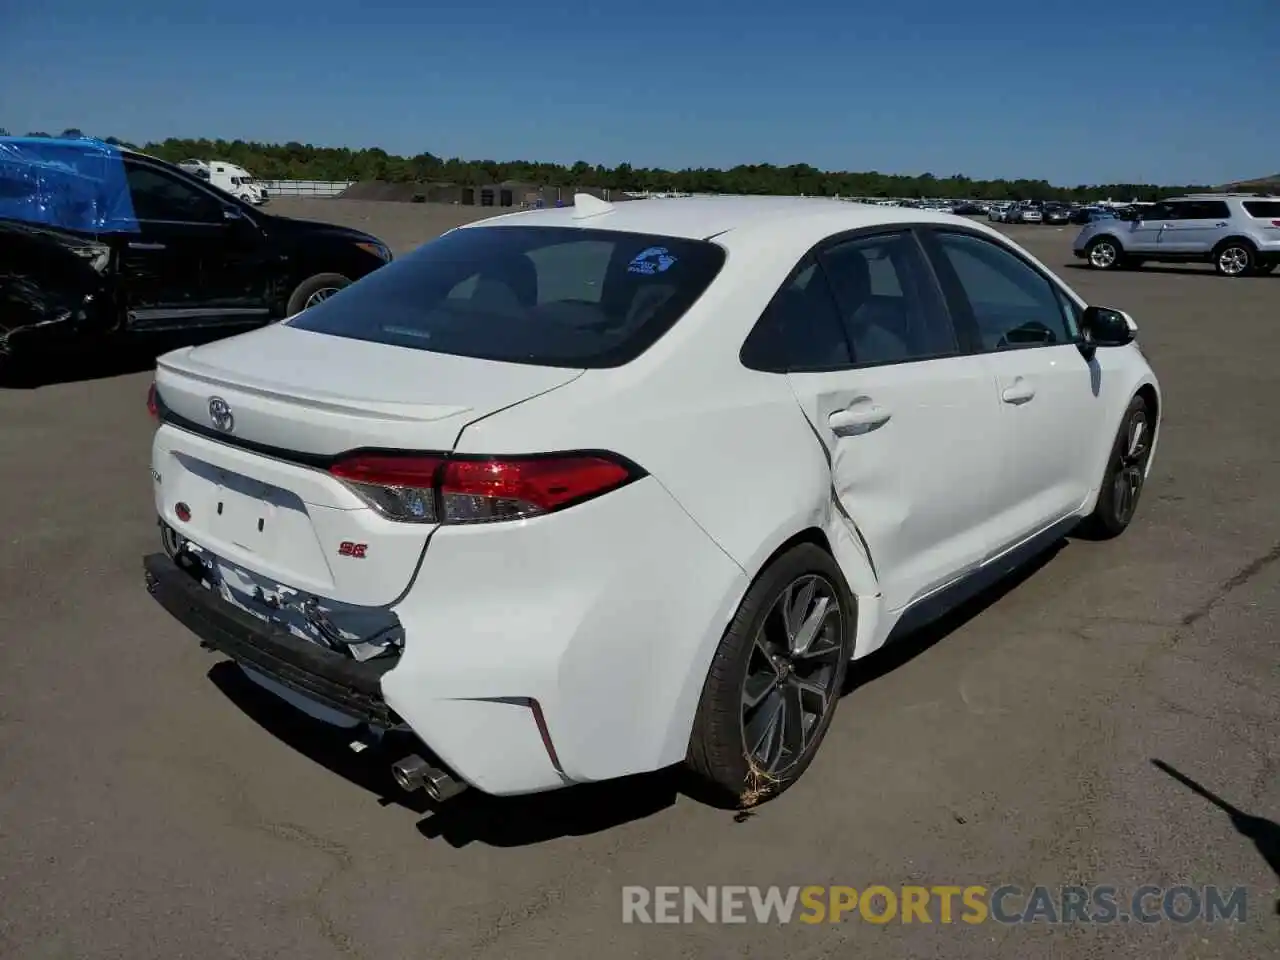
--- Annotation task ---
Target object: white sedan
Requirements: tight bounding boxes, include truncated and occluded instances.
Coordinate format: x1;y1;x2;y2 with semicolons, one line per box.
143;195;1161;807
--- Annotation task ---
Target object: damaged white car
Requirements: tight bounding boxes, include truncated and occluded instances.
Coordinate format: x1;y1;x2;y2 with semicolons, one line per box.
143;195;1161;806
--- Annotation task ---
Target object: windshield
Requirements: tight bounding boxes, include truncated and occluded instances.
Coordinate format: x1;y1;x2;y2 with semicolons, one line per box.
288;225;727;368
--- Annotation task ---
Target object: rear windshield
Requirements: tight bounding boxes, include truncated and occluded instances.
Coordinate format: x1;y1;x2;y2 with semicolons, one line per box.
288;225;727;368
1242;200;1280;218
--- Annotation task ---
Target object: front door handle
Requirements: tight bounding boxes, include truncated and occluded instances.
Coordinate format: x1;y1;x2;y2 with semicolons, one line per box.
128;241;167;250
829;401;891;436
1001;378;1036;405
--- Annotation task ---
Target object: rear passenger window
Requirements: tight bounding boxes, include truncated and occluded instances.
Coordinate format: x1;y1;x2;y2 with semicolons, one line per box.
819;233;958;365
929;232;1075;351
1179;200;1230;220
740;259;851;371
1242;201;1280;218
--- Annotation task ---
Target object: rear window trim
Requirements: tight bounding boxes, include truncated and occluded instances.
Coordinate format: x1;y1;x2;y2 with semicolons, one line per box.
286;225;729;370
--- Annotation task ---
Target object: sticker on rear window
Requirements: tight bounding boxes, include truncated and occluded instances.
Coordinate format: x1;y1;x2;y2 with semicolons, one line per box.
627;246;677;275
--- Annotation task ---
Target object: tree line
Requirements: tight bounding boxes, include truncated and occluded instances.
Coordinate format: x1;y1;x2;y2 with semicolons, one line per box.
2;128;1213;202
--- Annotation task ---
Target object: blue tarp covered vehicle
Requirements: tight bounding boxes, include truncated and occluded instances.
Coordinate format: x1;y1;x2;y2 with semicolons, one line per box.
0;136;393;379
0;136;140;234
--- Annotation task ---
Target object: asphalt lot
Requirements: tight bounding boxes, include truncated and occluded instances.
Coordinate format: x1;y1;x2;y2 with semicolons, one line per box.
1;201;1277;959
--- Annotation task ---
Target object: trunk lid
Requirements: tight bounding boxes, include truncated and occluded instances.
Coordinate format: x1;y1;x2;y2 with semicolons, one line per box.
152;324;583;606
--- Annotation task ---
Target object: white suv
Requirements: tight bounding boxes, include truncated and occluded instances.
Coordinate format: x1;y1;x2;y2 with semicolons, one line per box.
1075;194;1280;276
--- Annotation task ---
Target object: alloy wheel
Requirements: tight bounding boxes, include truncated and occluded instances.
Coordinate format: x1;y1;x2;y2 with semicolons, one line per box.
1218;247;1250;276
1089;241;1117;268
303;287;341;309
1113;411;1150;525
740;574;844;778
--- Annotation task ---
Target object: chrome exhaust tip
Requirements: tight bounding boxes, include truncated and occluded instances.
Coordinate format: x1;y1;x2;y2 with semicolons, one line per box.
391;754;467;802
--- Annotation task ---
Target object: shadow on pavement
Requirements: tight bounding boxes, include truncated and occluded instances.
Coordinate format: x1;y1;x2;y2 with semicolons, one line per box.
844;538;1066;695
1151;759;1280;912
1063;262;1278;279
208;660;681;847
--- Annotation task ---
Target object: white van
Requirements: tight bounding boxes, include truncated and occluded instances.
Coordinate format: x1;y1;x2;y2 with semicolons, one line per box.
177;159;268;205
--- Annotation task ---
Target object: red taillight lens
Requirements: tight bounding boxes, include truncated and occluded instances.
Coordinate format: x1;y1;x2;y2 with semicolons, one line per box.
440;455;634;523
146;382;159;420
327;452;638;524
329;454;443;523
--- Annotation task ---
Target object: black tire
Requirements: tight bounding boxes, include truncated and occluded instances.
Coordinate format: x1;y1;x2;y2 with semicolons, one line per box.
286;272;351;314
1080;394;1154;540
1085;236;1123;270
1213;240;1256;278
687;543;855;808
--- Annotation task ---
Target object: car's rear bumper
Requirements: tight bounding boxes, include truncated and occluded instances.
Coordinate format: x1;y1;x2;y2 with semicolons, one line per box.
143;552;398;726
144;473;750;797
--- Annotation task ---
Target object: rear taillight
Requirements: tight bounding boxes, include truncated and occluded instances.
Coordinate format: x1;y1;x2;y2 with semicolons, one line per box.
329;454;443;523
146;381;159;420
328;452;641;524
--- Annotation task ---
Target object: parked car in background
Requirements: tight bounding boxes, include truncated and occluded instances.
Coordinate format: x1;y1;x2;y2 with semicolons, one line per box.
1008;204;1043;224
1074;194;1280;276
1070;206;1113;225
1042;204;1071;225
143;195;1161;807
0;136;394;372
988;202;1013;222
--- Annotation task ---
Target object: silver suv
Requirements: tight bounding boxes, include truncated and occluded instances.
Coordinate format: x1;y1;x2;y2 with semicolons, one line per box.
1073;194;1280;277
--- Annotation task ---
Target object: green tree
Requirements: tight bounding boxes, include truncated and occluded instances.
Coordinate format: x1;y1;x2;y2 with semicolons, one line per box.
34;133;1203;202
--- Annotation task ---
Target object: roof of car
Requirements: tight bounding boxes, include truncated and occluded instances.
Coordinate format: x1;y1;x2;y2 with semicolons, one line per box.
460;194;975;242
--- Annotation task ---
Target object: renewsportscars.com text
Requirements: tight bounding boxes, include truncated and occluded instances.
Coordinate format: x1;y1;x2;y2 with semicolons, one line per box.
621;884;1251;925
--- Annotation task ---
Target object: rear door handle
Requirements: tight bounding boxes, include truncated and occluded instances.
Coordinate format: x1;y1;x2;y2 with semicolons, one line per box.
828;401;891;436
1001;378;1036;405
128;242;167;250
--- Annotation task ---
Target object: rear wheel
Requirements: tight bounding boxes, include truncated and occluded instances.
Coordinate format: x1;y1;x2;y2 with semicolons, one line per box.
1086;237;1122;270
287;272;351;314
1214;240;1256;277
1081;394;1153;539
687;543;854;808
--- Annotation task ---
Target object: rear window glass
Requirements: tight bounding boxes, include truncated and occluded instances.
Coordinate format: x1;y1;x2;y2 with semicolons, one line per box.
288;225;727;368
1242;200;1280;218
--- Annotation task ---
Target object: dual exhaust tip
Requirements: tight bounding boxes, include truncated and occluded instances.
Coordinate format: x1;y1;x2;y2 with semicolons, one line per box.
391;754;468;802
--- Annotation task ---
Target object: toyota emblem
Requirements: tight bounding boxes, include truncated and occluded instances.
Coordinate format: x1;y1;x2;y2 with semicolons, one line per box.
208;397;235;433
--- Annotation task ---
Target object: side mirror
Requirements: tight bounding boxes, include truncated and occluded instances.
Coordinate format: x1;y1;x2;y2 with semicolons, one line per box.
1078;305;1135;360
222;205;244;221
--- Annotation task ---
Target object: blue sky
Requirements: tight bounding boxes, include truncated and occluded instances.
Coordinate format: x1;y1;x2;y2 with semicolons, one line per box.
2;0;1277;185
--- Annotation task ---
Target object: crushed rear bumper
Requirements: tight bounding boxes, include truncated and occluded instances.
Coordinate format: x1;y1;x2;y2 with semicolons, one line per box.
143;552;398;727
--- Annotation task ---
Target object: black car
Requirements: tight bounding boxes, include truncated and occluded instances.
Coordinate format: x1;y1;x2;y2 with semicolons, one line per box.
1;137;393;369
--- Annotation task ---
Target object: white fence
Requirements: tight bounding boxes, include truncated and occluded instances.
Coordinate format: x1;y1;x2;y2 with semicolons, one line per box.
260;179;353;198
